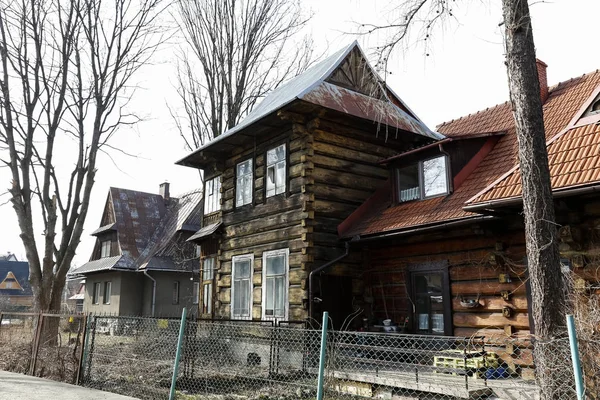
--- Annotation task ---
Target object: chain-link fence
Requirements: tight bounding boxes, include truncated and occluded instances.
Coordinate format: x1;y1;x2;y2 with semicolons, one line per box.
1;310;591;399
0;312;85;384
81;315;183;399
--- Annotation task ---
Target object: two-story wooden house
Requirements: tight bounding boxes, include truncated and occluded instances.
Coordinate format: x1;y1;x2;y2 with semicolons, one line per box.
177;42;442;326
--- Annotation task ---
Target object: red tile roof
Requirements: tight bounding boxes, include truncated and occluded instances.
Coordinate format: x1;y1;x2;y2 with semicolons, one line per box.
469;123;600;205
339;70;600;239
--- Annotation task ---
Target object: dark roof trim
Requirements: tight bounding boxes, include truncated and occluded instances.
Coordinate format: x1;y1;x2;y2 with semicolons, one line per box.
463;182;600;212
91;223;116;236
379;131;506;165
346;215;494;242
187;222;222;243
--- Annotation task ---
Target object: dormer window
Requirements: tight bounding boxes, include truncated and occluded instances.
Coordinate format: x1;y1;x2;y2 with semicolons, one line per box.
395;155;450;203
100;240;111;258
592;100;600;114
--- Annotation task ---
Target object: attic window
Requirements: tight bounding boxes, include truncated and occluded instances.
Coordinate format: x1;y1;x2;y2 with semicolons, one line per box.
395;155;450;203
592;100;600;113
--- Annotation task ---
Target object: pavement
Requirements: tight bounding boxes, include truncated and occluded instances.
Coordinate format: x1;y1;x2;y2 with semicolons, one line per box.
0;371;138;399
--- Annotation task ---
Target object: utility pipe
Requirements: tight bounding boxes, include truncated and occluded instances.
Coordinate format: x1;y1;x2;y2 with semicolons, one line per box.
143;270;156;317
308;242;350;321
567;314;585;400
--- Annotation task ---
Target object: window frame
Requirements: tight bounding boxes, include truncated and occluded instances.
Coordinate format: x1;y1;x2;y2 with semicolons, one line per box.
102;281;111;305
261;248;289;321
231;254;254;320
92;282;101;305
204;176;222;215
235;158;254;208
200;256;216;316
394;155;451;204
100;240;111;258
265;143;287;199
406;261;452;336
172;281;180;305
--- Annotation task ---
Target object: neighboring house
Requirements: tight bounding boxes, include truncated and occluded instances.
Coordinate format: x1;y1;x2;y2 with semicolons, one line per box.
177;42;442;326
0;259;33;311
63;278;85;313
0;253;18;262
338;60;600;340
71;183;203;317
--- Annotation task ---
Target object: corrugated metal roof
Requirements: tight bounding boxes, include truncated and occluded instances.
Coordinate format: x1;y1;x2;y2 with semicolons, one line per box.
339;69;600;238
187;222;222;243
71;256;124;275
177;42;440;166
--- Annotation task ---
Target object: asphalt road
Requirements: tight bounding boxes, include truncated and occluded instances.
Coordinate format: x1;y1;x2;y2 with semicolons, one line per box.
0;371;138;400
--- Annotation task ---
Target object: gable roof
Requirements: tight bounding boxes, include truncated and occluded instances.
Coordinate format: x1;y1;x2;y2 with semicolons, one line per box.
72;187;202;275
177;42;442;167
0;261;32;296
339;68;600;239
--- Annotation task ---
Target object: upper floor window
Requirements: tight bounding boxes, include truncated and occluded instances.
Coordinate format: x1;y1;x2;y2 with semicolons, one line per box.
204;176;221;214
236;159;253;207
201;256;215;315
266;145;286;197
395;155;449;203
100;240;111;258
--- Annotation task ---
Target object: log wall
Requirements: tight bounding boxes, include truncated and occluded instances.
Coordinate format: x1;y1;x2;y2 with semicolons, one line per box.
364;226;530;338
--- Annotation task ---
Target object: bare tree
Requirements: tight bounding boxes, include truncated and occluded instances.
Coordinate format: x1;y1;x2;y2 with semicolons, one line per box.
359;0;565;396
0;0;164;331
171;0;315;151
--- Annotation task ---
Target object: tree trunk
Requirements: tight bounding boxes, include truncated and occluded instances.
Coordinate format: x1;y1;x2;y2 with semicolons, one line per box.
501;0;567;397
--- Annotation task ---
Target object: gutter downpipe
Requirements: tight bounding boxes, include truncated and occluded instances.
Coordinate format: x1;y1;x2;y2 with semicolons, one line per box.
309;241;350;322
143;269;157;317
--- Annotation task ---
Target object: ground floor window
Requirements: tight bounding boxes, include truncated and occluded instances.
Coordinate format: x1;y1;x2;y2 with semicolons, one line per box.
172;281;180;305
103;281;111;304
232;254;253;319
409;262;451;335
201;256;215;315
92;282;101;305
262;249;289;320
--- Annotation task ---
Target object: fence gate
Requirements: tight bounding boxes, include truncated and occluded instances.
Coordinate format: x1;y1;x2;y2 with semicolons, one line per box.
0;312;87;384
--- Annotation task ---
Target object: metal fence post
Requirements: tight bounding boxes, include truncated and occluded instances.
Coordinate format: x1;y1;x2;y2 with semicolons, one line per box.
316;311;329;400
567;314;585;400
169;307;188;400
78;314;93;384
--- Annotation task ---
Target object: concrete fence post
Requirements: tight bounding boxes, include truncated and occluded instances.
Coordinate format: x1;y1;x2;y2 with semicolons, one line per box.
169;307;188;400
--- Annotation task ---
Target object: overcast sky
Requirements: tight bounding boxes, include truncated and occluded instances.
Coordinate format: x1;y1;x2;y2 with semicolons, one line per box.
2;0;600;267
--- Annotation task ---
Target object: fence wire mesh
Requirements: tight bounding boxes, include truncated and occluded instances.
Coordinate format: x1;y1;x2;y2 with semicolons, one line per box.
81;315;183;399
1;311;591;399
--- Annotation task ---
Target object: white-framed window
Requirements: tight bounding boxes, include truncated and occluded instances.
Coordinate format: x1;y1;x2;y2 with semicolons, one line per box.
92;282;101;305
193;282;200;305
236;159;253;207
172;281;180;305
262;249;289;320
231;254;254;319
103;281;111;304
201;256;215;315
100;240;111;258
396;155;450;203
204;176;222;214
266;144;286;198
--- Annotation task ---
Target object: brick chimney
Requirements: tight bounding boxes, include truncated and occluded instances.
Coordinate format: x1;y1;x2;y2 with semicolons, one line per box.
536;59;549;104
159;181;170;201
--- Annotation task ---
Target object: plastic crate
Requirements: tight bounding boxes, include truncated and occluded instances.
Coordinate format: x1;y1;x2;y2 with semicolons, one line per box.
433;350;499;376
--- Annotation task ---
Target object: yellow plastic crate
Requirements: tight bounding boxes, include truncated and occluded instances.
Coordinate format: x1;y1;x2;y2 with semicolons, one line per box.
434;350;499;374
